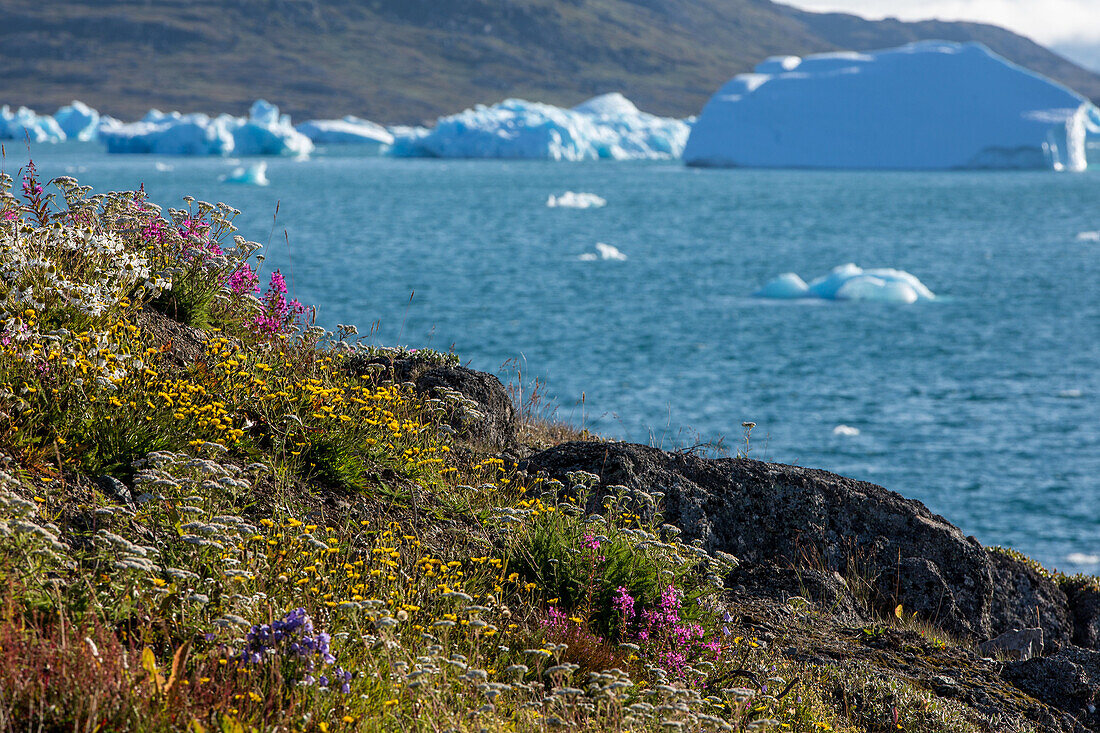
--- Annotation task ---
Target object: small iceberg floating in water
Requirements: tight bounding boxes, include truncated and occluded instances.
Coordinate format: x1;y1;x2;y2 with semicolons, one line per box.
833;425;861;436
579;242;628;261
1066;552;1100;567
754;264;934;303
1076;231;1100;241
221;161;270;186
755;273;810;299
547;191;607;209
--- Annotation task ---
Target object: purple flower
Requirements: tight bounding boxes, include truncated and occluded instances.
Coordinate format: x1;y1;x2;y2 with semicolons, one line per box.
613;586;635;620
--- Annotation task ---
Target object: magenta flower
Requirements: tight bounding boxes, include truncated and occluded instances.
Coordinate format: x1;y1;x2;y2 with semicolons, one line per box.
613;586;635;620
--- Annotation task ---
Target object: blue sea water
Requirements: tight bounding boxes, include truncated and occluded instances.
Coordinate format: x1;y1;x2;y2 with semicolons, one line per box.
16;144;1100;574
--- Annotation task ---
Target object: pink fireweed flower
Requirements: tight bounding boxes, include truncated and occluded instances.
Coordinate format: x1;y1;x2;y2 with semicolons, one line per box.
268;270;288;294
613;586;635;620
178;217;222;256
582;533;600;551
21;162;43;197
141;217;169;245
227;263;260;295
250;270;307;336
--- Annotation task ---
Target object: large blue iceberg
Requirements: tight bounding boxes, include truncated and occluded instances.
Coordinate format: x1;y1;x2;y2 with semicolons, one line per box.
0;105;65;143
685;41;1100;171
98;100;313;156
392;93;690;160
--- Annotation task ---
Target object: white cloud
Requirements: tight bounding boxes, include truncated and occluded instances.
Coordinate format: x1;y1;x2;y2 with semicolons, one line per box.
785;0;1100;45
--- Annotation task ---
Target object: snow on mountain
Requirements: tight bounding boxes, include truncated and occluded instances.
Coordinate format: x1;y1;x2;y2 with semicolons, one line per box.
685;41;1100;171
392;95;690;160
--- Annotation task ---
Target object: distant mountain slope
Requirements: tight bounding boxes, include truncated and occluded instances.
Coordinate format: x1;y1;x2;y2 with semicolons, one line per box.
1;0;1097;124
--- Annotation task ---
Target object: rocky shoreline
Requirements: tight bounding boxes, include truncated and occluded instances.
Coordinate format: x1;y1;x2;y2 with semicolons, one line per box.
422;359;1100;731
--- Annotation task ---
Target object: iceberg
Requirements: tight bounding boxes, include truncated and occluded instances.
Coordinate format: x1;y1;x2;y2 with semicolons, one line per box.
233;100;313;157
54;101;100;141
387;126;432;157
579;242;628;261
572;92;641;116
685;41;1100;171
220;161;270;186
547;192;607;209
97;100;312;156
0;105;65;143
392;94;690;160
755;264;934;303
296;116;394;151
99;110;235;155
752;272;809;299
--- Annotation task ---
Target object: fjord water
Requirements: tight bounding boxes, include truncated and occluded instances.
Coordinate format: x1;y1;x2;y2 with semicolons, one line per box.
22;145;1100;574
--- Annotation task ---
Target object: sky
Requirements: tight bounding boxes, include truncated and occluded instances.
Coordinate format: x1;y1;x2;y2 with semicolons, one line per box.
784;0;1100;71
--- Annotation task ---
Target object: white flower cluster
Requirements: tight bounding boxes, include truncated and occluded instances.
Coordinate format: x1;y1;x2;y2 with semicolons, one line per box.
0;470;71;564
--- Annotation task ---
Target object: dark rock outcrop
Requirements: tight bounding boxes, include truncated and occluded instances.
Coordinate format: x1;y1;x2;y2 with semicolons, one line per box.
1003;647;1100;731
526;441;995;638
414;366;516;450
727;562;870;627
988;549;1074;649
1065;581;1100;651
347;356;517;451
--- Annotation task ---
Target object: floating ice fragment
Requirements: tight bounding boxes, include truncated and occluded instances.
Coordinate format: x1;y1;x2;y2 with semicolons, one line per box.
154;162;174;172
0;105;65;143
834;276;919;304
807;263;864;300
833;425;861;436
547;192;606;209
753;273;809;299
54;101;100;141
1076;231;1100;241
98;100;312;156
1066;552;1100;566
387;125;432;157
392;94;689;160
756;264;934;303
296;116;393;151
580;243;628;261
232;100;313;156
685;41;1100;171
1057;389;1083;398
572;92;640;117
221;162;270;186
